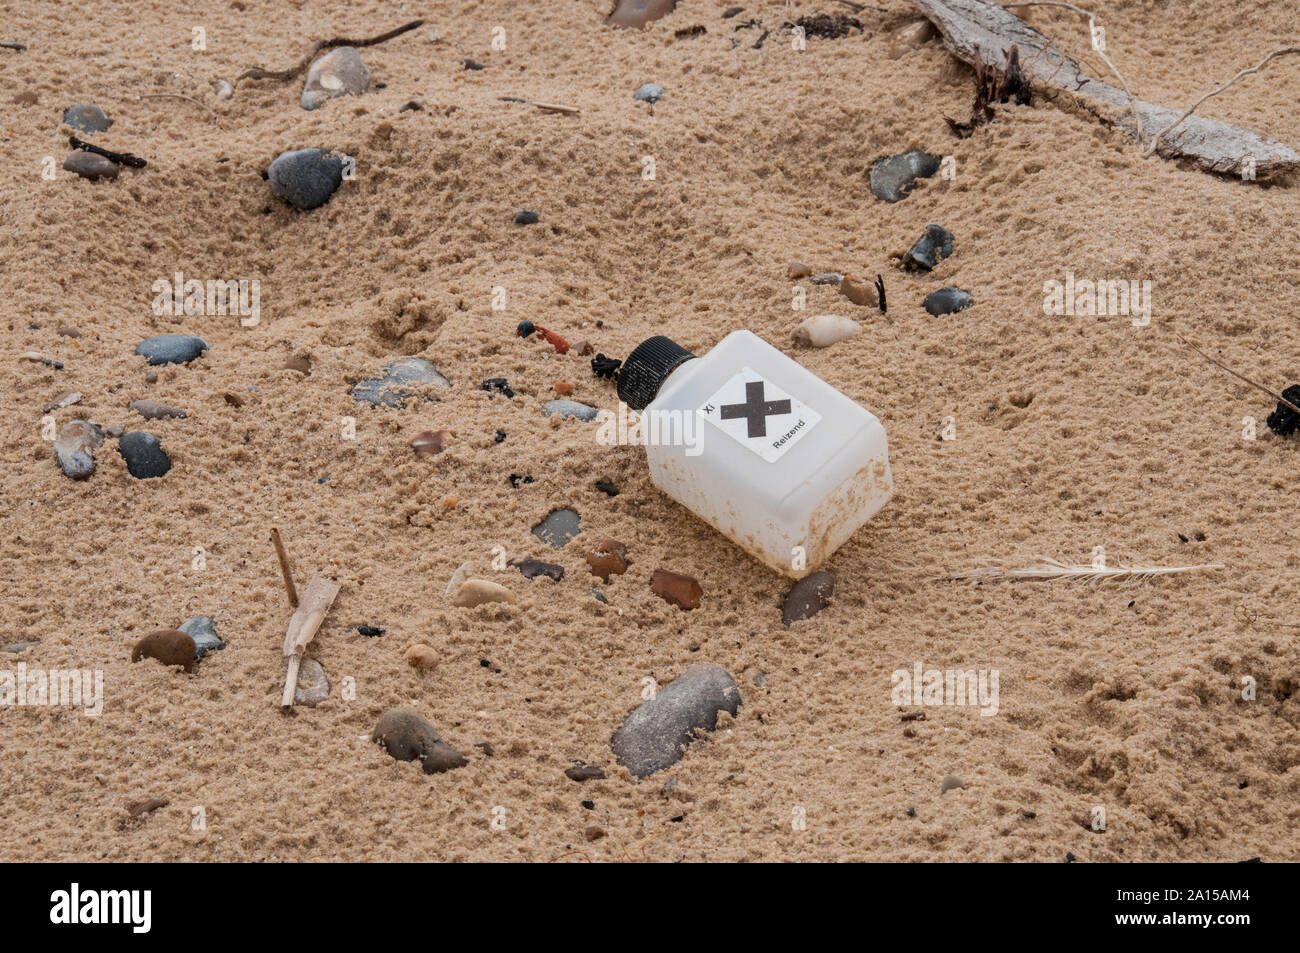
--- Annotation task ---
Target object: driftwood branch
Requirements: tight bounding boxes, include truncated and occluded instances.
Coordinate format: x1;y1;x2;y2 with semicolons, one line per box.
238;19;424;82
910;0;1299;177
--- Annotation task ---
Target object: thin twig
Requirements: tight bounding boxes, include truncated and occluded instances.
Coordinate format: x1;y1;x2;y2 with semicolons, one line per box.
270;527;300;609
1144;47;1300;156
0;39;26;50
534;102;580;114
238;19;424;82
1173;331;1300;416
139;93;215;113
1001;1;1142;142
935;556;1224;584
68;135;147;168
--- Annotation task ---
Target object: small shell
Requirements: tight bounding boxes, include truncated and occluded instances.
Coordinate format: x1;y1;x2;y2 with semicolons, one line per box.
452;578;517;607
792;313;861;348
214;79;234;100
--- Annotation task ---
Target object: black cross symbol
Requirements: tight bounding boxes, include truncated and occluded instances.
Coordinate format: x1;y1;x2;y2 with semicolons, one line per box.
720;380;791;439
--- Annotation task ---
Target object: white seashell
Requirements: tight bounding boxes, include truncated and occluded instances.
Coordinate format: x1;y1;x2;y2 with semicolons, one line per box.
792;313;861;348
301;46;370;110
214;79;234;100
445;561;471;596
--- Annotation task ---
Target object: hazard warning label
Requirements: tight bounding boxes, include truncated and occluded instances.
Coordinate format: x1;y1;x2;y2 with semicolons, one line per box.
698;368;821;463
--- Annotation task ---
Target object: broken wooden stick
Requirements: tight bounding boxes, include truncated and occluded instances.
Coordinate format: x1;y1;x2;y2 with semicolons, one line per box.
238;19;424;82
281;575;340;707
910;0;1299;177
0;39;26;51
69;135;147;168
270;527;299;608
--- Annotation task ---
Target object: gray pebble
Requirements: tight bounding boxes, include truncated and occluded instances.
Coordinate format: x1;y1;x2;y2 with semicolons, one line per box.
372;709;467;774
135;334;209;366
782;570;835;626
542;398;598;422
809;272;843;285
941;774;964;793
43;391;81;413
513;209;539;225
0;641;39;654
63;152;119;180
118;431;171;479
63;104;112;134
869;150;941;203
177;616;225;659
267;148;346;210
923;286;974;315
903;224;954;272
350;357;450;407
532;508;581;548
53;420;103;479
634;83;666;103
509;557;565;581
294;658;330;706
301;46;370;110
130;399;187;420
612;664;742;777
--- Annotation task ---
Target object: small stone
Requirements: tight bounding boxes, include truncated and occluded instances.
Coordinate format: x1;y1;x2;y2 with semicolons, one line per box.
782;570;835;626
532;508;581;547
1266;384;1300;436
399;98;425;112
923;286;974;315
494;429;506;443
513;209;539;225
136;334;209;366
508;473;534;488
57;326;83;338
606;0;677;29
301;46;371;110
223;392;243;407
372;709;467;774
356;625;385;637
792;313;860;348
130;399;187;420
12;90;38;106
463;58;486;70
118;431;171;479
132;630;197;673
573;341;594;356
481;377;515;398
869;150;942;203
63;104;112;134
903;224;954;272
634;83;666;103
294;658;330;705
410;429;449;457
127;797;169;818
106;426;123;438
788;261;812;279
177;616;224;659
63;152;119;180
452;578;517;607
554;381;573;396
402;643;439;671
53;420;103;479
510;557;565;582
1;641;39;654
586;538;628;582
543;399;598;422
565;763;607;781
839;274;879;307
584;826;606;842
810;272;843;285
649;569;702;610
611;663;741;777
889;19;937;58
284;351;312;374
591;587;608;603
268;148;346;211
941;774;964;793
723;6;744;17
351;358;451;407
214;79;234;100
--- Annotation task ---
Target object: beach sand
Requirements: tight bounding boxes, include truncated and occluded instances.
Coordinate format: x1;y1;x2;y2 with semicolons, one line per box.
1;0;1297;861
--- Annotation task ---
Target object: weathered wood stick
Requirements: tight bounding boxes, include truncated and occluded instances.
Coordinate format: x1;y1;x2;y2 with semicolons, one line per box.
270;527;299;609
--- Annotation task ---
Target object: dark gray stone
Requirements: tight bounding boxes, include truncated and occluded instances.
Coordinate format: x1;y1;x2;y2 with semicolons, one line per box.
782;570;835;626
350;357;450;407
178;616;225;659
63;104;112;134
135;335;209;365
267;148;346;210
63;152;119;180
542;399;598;422
532;508;580;548
869;150;941;202
903;224;954;272
634;83;666;103
119;431;171;479
294;658;330;706
612;664;742;777
372;709;467;774
513;209;539;225
54;420;103;479
923;286;974;315
130;399;187;420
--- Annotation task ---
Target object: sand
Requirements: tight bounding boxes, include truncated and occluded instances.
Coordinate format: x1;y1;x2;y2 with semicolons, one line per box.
1;0;1298;862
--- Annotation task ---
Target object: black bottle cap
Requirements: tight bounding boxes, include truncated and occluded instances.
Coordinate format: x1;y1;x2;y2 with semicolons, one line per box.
617;336;696;410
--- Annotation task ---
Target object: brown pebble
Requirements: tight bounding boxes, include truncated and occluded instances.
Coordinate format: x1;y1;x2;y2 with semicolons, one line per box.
410;429;449;457
839;275;879;308
131;629;197;673
565;763;607;782
63;151;120;180
554;381;573;396
788;261;812;279
573;340;594;356
941;774;964;793
372;709;467;774
586;538;628;582
127;797;169;818
584;826;606;842
606;0;676;29
57;326;82;338
649;569;702;610
223;392;243;407
145;372;158;384
782;570;835;626
284;351;312;374
12;90;38;106
402;643;440;671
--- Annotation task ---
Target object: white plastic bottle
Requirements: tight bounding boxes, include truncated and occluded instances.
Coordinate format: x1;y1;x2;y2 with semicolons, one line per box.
617;330;892;578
